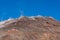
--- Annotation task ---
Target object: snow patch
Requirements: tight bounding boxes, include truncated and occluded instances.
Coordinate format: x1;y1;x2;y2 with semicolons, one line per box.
0;18;15;28
48;16;54;19
36;15;43;17
0;21;7;28
28;16;36;20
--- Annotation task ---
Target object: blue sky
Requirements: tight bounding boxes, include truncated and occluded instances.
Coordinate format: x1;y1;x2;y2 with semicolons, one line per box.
0;0;60;20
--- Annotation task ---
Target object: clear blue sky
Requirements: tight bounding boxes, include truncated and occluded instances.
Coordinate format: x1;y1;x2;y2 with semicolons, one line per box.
0;0;60;20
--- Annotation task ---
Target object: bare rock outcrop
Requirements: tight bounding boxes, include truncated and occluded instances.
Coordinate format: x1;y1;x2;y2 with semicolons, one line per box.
0;16;60;40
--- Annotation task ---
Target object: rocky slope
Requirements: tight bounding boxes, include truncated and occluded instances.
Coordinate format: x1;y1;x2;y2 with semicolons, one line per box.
0;16;60;40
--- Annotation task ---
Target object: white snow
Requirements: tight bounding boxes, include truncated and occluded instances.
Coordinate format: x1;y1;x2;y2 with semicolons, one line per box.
48;16;54;19
36;15;43;17
18;15;24;19
0;18;15;28
0;21;7;28
28;16;36;20
0;21;6;25
0;15;56;28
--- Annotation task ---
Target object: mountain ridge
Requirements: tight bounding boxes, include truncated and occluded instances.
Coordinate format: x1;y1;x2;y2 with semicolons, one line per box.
0;16;60;40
